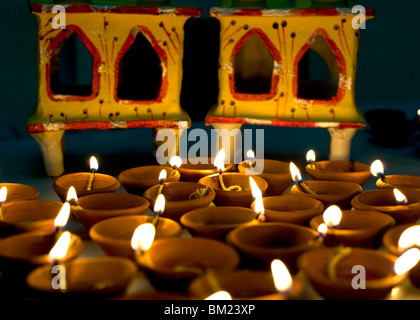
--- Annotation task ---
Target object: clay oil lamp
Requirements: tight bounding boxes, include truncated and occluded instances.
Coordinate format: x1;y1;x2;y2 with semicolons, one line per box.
70;191;150;229
226;221;322;273
251;195;324;225
309;205;395;249
298;245;420;300
351;188;420;224
118;160;180;196
382;224;420;288
0;199;64;236
305;150;371;186
198;149;268;207
0;183;39;202
180;206;257;241
290;162;362;210
53;156;120;202
372;159;420;191
0;230;83;285
132;224;240;292
189;259;304;300
90;195;182;259
26;231;138;298
143;180;216;223
177;156;234;183
237;150;293;196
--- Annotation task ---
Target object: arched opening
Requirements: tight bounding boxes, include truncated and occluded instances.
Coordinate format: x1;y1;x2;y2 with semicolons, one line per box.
50;31;93;96
117;32;162;101
234;33;274;95
297;35;339;100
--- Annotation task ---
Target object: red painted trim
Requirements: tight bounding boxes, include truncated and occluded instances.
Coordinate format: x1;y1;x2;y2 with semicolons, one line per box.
114;26;169;105
27;119;189;133
30;4;202;16
292;28;346;106
210;7;375;17
229;28;281;101
205;116;365;129
46;25;101;102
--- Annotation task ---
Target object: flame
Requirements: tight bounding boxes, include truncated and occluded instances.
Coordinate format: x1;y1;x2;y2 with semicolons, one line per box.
398;225;420;252
306;150;316;163
48;231;71;264
271;259;293;294
249;177;261;199
323;205;342;228
289;162;302;183
66;186;78;204
0;186;7;203
418;109;420;117
370;159;384;177
393;248;420;275
393;188;408;205
158;169;167;184
169;156;182;169
205;291;232;300
54;202;71;229
246;150;255;159
214;149;226;172
254;194;265;218
131;223;156;254
317;223;328;238
154;194;166;216
89;156;99;172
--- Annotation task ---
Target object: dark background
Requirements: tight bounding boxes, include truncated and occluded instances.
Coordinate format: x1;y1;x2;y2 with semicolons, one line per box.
0;0;419;138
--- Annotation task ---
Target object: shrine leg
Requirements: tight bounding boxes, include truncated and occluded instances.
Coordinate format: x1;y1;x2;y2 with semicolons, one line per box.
328;128;358;161
211;123;243;165
31;131;65;177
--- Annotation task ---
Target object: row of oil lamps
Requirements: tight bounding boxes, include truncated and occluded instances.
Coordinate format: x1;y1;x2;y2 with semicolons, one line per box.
0;149;419;300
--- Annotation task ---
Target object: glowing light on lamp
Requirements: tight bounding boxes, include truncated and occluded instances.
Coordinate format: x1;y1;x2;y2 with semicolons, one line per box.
271;259;293;295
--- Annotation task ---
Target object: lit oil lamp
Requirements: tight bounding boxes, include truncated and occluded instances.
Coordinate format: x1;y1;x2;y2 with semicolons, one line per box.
370;159;388;184
26;231;137;296
226;221;321;273
143;181;216;222
53;156;120;202
205;291;232;300
383;223;420;288
237;151;292;196
0;183;39;202
373;160;420;191
305;150;371;186
189;259;304;300
199;149;267;207
0;186;7;221
298;245;420;300
119;165;180;196
157;170;167;196
309;205;395;248
291;162;362;210
176;156;234;183
71;192;150;229
351;188;420;224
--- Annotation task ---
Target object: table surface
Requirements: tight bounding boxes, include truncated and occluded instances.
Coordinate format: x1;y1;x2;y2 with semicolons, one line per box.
1;103;420;300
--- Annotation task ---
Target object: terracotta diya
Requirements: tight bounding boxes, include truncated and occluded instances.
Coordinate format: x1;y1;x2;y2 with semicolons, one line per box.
351;188;420;224
298;247;416;300
180;206;257;241
71;193;150;229
226;222;322;273
291;180;362;210
143;182;216;222
0;231;83;282
238;159;293;196
0;183;39;202
382;223;420;288
0;200;63;236
134;237;240;292
305;160;371;186
251;196;324;225
309;209;396;248
26;256;138;297
199;173;268;207
118;165;180;196
376;175;420;192
53;156;120;202
177;157;233;183
90;215;182;259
